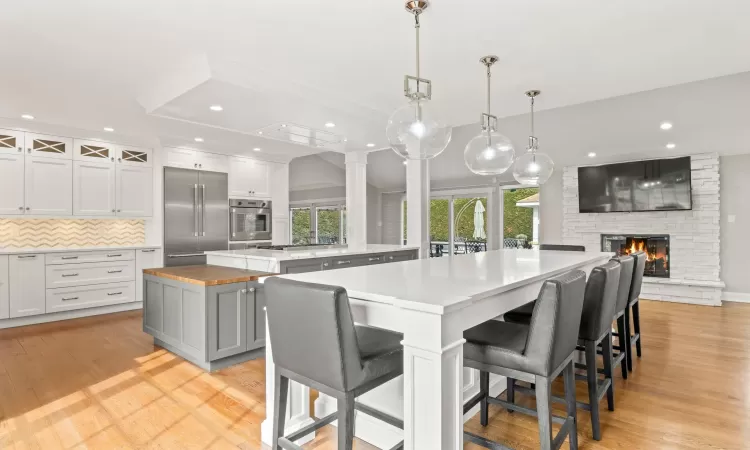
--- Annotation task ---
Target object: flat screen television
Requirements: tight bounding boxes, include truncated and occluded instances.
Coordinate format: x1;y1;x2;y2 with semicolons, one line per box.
578;156;692;213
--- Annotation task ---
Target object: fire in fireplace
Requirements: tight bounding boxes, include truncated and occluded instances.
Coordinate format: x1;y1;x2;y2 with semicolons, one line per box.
601;234;670;278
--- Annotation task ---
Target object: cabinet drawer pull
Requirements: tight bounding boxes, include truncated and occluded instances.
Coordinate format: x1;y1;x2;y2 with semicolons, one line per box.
62;273;79;277
62;297;79;301
61;256;78;260
17;255;37;259
107;292;123;296
107;269;123;274
322;262;329;267
107;254;122;257
368;257;381;262
248;287;256;293
337;260;351;265
141;249;156;253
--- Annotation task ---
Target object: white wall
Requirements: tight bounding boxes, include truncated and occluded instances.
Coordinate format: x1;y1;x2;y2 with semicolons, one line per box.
381;193;403;245
720;154;750;295
538;169;563;244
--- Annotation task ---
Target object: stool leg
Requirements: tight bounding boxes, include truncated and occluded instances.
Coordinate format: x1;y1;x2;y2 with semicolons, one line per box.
272;372;289;450
616;315;628;379
534;375;553;450
562;361;579;450
480;371;489;426
602;333;615;412
585;340;602;441
337;395;355;450
632;300;642;357
506;377;515;413
625;306;634;372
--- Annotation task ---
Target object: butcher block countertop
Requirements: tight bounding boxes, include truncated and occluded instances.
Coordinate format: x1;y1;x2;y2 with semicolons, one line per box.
143;265;275;286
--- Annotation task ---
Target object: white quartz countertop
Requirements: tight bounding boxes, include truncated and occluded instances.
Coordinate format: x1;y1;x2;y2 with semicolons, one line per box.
0;245;162;255
279;249;613;314
206;244;420;262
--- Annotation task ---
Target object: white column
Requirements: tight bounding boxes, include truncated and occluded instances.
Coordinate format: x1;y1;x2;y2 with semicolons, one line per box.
270;161;291;245
345;151;368;250
261;309;315;447
487;185;503;251
406;159;430;258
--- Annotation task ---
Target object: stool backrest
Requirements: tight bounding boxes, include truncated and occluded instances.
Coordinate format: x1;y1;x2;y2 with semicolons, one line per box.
539;244;586;252
524;269;587;376
629;251;647;303
579;261;621;341
610;255;635;314
265;277;362;392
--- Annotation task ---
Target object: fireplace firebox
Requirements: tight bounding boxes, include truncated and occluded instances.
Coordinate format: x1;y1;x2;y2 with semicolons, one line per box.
601;234;670;278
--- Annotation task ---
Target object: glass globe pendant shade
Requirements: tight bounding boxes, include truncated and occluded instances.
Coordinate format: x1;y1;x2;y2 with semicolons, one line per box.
512;151;555;186
387;98;452;160
463;130;515;175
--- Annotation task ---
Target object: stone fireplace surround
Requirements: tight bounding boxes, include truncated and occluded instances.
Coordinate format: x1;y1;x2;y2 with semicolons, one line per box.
562;153;724;306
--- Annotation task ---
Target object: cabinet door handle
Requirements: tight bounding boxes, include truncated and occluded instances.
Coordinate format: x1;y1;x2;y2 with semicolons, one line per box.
18;206;23;211
107;292;123;296
117;209;121;213
25;207;30;211
389;256;394;260
61;256;78;260
322;262;329;267
17;147;21;152
62;297;79;301
17;255;37;259
107;269;123;274
111;209;116;213
368;257;380;262
107;254;122;257
27;148;31;153
194;163;198;168
118;158;122;162
62;273;79;277
337;260;351;265
248;287;256;293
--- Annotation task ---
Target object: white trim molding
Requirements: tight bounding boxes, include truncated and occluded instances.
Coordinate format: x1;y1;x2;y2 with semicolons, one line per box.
722;291;750;303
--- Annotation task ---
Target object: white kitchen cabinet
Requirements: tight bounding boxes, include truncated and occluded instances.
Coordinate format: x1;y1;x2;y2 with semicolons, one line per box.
228;156;271;199
25;133;73;160
116;165;153;216
136;248;162;302
164;147;228;172
25;157;73;216
73;139;117;163
164;147;197;169
117;146;152;168
9;254;46;318
0;153;25;215
0;129;24;155
73;160;116;216
0;256;8;319
199;152;229;173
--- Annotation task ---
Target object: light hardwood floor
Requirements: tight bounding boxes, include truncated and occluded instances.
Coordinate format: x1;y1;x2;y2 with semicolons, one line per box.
0;300;748;449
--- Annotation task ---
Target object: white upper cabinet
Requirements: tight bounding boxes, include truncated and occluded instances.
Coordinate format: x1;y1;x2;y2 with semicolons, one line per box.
25;133;73;160
229;156;271;199
0;129;24;155
73;139;117;164
164;147;228;172
25;157;73;216
116;165;153;216
198;152;229;173
0;154;25;215
164;147;196;169
73;160;116;216
117;146;152;168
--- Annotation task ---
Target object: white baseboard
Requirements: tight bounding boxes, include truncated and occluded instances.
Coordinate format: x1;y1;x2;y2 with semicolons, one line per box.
0;301;142;329
640;295;722;307
314;374;506;449
722;291;750;303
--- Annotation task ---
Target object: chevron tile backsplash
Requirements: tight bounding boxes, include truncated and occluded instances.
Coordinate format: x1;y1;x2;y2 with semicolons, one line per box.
0;219;145;248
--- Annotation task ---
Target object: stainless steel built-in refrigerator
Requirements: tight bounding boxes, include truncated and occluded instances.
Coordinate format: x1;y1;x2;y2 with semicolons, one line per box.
164;167;229;267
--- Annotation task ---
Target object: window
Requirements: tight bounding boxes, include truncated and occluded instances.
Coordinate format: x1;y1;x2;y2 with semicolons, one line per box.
289;202;347;245
503;187;539;247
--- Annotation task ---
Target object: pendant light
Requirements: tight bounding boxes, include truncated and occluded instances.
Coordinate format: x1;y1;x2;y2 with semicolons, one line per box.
463;55;515;175
386;1;452;160
512;90;554;185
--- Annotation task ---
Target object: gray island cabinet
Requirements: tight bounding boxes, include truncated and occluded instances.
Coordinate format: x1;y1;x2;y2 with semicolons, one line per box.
279;249;419;274
142;265;272;372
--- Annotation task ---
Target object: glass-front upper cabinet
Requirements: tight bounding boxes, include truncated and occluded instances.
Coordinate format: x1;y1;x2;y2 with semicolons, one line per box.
117;146;152;167
25;133;73;160
0;129;24;155
73;139;117;163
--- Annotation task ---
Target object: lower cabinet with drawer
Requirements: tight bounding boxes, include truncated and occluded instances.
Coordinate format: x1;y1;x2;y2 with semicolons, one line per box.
46;282;135;314
278;249;419;274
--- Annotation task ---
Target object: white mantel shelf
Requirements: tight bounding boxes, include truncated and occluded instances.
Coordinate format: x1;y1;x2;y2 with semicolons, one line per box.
642;277;725;288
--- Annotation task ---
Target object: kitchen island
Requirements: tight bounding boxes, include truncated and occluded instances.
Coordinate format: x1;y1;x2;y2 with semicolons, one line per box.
206;244;420;273
142;265;274;371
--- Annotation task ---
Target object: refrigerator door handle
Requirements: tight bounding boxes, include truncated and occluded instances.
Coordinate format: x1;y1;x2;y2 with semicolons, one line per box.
193;184;199;237
201;184;206;236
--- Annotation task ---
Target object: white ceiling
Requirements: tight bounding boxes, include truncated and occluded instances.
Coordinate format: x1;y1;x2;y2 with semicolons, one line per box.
0;0;748;161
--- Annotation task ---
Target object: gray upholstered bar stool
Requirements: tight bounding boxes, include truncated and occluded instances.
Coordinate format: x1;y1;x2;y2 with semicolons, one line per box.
506;260;621;441
624;251;647;372
607;255;634;379
264;277;405;450
462;269;587;450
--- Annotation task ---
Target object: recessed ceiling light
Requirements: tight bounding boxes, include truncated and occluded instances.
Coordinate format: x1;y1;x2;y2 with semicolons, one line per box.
194;137;204;142
402;160;408;165
253;147;261;152
366;143;375;148
588;152;597;158
103;127;114;132
209;105;223;111
258;131;263;135
281;124;287;128
325;122;335;128
660;122;673;130
666;142;676;149
21;114;34;120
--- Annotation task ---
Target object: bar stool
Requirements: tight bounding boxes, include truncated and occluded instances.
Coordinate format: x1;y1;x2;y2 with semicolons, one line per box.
462;269;587;450
625;251;647;372
607;255;634;379
506;260;621;441
264;277;405;450
503;244;586;324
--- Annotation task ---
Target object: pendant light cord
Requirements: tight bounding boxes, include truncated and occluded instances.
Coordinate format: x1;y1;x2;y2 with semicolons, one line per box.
414;13;421;92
